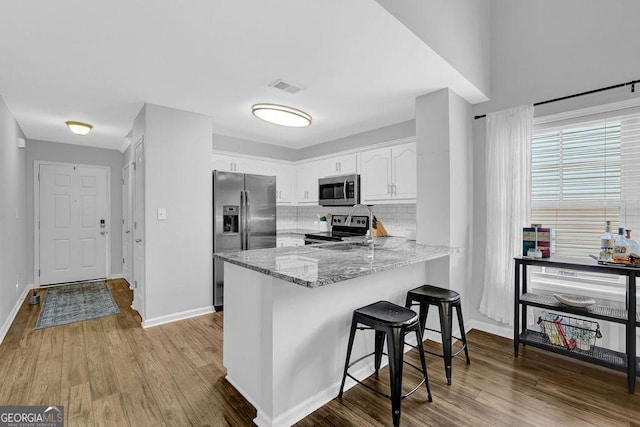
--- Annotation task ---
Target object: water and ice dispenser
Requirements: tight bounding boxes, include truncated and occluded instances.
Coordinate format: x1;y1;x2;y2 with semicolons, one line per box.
223;205;239;234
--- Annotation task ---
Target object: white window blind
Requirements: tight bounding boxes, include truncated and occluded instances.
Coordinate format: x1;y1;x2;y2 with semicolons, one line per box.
531;108;640;258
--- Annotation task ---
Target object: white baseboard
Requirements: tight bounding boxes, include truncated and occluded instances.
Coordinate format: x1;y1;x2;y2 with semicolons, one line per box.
0;285;32;346
467;319;512;339
141;305;215;328
109;273;124;280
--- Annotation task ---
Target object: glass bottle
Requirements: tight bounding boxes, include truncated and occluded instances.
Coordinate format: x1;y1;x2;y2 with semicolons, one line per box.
613;227;631;263
625;229;640;255
599;221;615;261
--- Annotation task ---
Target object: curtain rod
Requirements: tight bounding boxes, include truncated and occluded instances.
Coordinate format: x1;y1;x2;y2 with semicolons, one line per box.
473;78;640;120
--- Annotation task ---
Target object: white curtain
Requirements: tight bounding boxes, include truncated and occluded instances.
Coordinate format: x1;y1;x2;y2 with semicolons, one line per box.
480;105;534;325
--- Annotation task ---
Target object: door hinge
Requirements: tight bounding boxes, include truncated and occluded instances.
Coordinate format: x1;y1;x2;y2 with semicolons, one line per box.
38;221;40;229
121;178;125;185
133;162;137;171
134;280;138;288
38;269;40;277
134;222;137;230
122;218;125;225
123;258;125;264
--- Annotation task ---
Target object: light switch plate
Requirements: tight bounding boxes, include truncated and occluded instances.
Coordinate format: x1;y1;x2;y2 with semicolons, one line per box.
157;207;167;220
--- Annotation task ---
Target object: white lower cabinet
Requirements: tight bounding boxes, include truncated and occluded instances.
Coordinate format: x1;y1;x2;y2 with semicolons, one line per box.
361;142;416;203
277;237;305;247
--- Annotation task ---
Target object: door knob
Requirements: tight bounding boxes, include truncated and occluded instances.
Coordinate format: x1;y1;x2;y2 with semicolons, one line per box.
135;238;142;243
100;231;107;235
125;230;130;234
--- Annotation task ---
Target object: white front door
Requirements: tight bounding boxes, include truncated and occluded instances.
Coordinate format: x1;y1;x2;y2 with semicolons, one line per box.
122;162;133;286
132;140;146;318
39;164;108;285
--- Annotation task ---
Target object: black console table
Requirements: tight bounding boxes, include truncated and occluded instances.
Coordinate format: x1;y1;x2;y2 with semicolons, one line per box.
514;256;638;393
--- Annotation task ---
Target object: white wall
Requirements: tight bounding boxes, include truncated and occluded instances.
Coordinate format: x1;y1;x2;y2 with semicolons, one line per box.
0;94;28;342
25;140;124;284
415;89;473;316
470;0;640;331
141;104;213;323
375;0;491;97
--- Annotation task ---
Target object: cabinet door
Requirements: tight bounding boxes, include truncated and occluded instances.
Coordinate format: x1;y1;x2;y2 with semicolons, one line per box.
391;143;417;200
295;161;320;205
277;163;294;203
212;153;235;172
336;153;358;175
233;157;262;175
361;148;391;202
264;162;293;205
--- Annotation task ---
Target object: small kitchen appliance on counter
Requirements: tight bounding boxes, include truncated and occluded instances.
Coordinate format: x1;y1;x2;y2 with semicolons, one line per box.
303;214;369;245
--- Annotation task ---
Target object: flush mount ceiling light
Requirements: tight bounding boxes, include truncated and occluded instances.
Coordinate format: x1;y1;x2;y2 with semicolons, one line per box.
251;103;311;127
65;120;93;136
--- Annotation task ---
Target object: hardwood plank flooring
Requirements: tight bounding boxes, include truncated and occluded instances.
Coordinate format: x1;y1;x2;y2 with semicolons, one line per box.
0;278;639;426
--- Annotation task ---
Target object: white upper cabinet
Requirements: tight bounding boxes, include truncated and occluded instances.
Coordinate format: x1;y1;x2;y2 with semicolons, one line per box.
212;153;262;174
263;162;294;205
295;160;320;205
391;143;417;200
361;142;416;204
212;153;236;172
317;153;359;177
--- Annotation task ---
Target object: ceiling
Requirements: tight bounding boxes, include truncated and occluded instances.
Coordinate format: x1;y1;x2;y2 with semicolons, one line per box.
0;0;487;151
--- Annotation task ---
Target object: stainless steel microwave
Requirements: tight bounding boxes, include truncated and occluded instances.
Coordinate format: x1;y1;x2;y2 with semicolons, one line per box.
318;174;360;206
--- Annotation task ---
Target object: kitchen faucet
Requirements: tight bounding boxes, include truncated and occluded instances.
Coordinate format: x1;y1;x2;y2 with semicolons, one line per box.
346;204;374;245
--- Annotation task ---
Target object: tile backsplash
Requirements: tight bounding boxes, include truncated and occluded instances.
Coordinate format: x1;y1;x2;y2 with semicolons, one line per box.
277;204;416;237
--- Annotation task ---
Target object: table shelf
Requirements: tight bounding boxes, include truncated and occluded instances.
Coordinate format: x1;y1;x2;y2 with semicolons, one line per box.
520;293;629;324
514;256;638;394
520;330;632;372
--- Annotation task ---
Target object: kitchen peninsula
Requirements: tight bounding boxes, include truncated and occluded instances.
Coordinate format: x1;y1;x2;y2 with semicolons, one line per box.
213;237;460;427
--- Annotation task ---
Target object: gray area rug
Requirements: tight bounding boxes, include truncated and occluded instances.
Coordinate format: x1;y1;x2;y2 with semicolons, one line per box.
35;281;120;329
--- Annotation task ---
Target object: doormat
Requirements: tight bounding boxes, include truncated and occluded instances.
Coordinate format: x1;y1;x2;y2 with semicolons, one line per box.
35;281;120;329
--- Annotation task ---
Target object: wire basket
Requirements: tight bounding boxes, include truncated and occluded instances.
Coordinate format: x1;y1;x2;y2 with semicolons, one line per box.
537;311;602;351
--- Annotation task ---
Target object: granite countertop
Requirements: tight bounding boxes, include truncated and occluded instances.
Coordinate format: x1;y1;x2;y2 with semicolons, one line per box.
213;237;461;288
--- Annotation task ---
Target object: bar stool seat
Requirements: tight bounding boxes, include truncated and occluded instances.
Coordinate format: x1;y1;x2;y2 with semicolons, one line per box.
405;284;470;385
338;301;432;427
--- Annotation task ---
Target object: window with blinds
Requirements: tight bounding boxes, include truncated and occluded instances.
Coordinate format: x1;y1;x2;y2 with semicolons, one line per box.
531;109;640;258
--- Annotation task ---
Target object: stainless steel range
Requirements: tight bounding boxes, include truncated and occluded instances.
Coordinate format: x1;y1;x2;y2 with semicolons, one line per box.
303;214;370;245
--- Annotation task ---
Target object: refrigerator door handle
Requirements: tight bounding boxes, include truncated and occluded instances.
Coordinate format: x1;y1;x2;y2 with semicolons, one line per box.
245;190;251;250
240;190;246;250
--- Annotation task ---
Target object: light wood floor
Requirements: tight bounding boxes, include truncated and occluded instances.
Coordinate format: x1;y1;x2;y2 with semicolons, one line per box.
1;279;639;426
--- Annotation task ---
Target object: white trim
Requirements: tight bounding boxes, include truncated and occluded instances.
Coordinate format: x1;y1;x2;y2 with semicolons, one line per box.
0;285;31;346
294;136;416;166
141;306;214;328
212;136;416;166
109;273;124;280
119;138;132;153
34;160;111;286
467;319;512;340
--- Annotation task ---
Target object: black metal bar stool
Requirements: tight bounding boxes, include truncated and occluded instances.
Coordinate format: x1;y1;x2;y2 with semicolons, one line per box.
338;300;433;427
405;284;470;385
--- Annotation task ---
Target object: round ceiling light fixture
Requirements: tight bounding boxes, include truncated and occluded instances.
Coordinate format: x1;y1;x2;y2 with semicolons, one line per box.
65;120;93;136
251;103;311;127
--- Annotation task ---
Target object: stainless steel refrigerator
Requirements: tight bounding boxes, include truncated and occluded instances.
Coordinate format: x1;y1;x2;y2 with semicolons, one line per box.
213;171;276;309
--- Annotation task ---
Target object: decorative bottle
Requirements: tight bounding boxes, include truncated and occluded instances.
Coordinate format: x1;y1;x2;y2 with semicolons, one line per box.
625;229;640;255
613;227;631;263
599;221;615;261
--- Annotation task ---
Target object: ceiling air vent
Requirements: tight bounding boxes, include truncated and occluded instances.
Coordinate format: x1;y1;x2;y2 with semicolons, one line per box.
269;79;303;94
